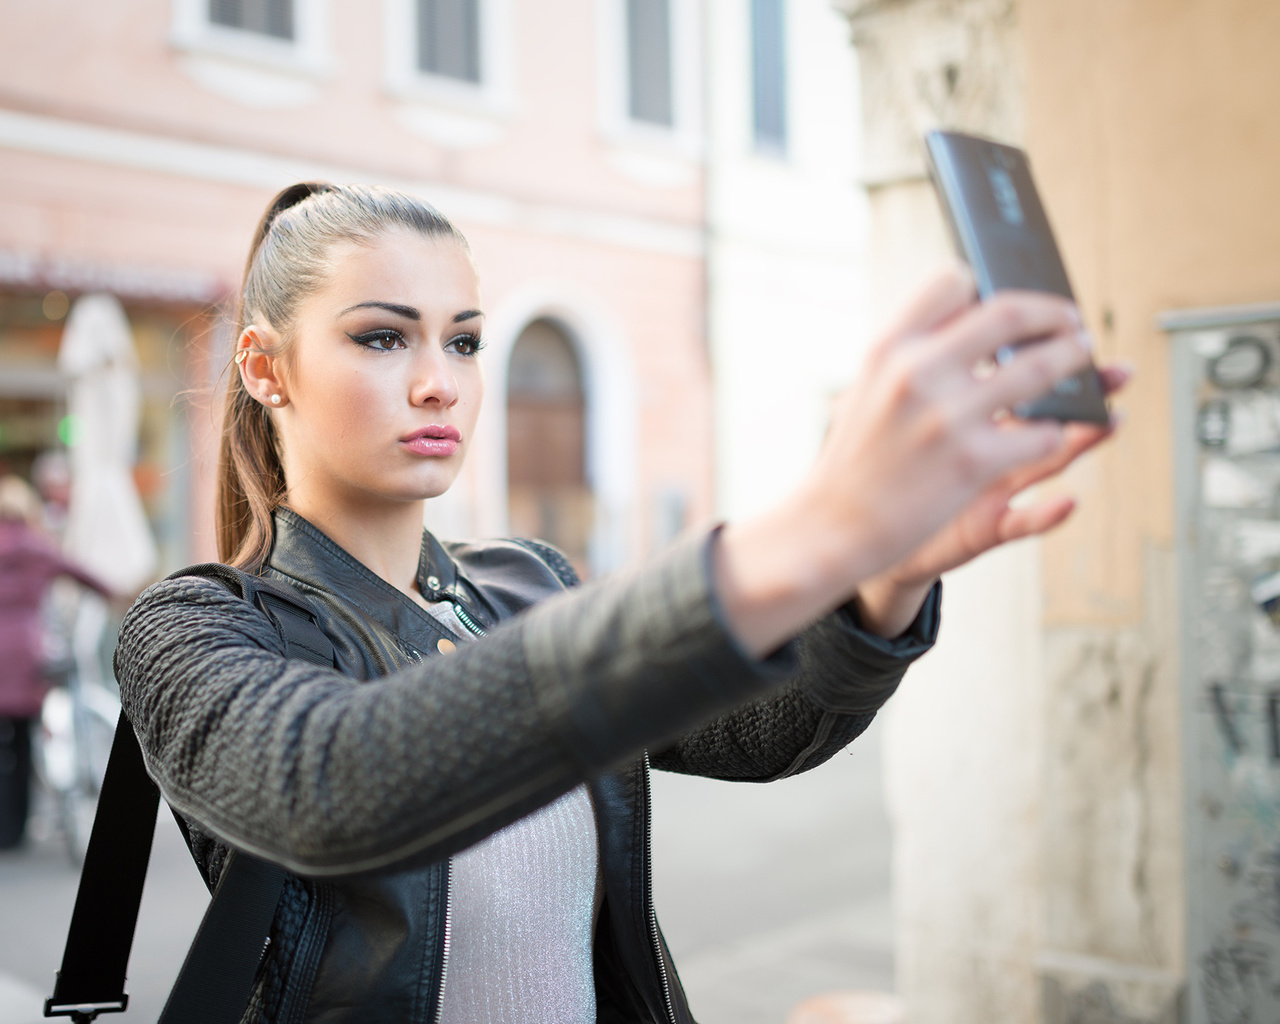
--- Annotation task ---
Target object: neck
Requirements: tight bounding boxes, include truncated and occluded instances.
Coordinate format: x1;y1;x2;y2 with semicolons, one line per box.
283;488;426;598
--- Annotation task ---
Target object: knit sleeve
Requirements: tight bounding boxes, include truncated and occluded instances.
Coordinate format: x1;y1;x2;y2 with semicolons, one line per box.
115;528;792;878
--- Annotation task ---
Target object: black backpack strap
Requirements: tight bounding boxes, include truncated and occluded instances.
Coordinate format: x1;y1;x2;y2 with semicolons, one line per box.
153;850;287;1024
47;564;336;1023
45;716;159;1021
509;537;581;589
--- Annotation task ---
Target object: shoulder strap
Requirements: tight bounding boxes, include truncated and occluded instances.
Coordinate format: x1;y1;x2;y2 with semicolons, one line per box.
176;563;338;669
46;566;335;1023
44;715;158;1021
509;537;581;589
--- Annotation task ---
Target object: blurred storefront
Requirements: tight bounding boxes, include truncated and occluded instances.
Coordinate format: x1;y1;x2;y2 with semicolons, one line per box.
0;267;222;573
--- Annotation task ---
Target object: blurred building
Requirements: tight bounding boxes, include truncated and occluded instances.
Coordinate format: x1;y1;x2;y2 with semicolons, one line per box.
704;0;867;525
835;1;1280;1023
0;0;717;577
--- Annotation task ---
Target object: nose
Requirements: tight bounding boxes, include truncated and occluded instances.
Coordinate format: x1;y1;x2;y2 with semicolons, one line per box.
409;347;459;408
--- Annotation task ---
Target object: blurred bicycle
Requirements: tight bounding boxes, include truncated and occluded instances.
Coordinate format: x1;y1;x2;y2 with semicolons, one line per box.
32;585;119;865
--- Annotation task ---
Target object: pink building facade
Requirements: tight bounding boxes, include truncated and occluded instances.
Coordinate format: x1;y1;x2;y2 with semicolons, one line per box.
0;0;711;576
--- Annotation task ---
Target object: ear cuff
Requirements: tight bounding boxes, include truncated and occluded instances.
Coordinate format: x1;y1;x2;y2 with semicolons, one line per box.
233;350;248;364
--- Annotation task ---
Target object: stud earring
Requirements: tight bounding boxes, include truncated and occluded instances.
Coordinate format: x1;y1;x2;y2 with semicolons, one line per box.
270;394;282;406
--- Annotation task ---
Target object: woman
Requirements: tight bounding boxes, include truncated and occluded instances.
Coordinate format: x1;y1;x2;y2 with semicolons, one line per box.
0;475;109;848
115;182;1123;1023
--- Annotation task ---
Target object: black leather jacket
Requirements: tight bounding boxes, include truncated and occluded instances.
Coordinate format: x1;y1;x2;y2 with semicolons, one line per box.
114;509;939;1024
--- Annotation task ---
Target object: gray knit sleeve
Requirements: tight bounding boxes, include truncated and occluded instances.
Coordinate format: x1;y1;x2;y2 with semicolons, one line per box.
651;579;941;781
115;529;792;878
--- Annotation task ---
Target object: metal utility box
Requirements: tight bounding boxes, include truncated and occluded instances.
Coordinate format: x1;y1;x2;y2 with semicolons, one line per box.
1168;303;1280;1024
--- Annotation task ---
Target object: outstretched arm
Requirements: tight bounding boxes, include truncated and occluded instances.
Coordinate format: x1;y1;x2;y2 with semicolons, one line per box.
716;267;1123;655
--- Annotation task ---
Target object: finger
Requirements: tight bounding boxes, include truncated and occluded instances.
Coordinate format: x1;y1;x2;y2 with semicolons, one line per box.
963;329;1094;420
1097;363;1132;395
980;419;1067;481
997;494;1077;544
929;291;1083;372
1000;420;1110;494
877;262;978;342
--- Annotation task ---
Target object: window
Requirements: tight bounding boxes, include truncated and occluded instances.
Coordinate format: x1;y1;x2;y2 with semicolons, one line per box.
750;0;787;153
626;0;673;126
417;0;481;83
208;0;294;40
506;320;594;575
171;0;328;80
383;0;512;119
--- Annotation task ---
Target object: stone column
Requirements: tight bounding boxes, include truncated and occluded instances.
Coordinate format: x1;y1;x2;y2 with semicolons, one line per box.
832;2;1185;1022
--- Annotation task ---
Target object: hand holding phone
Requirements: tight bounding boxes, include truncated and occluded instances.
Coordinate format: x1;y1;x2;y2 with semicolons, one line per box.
924;130;1110;425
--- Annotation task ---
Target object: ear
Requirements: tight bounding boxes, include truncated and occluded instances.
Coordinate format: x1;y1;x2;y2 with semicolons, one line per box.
235;326;289;408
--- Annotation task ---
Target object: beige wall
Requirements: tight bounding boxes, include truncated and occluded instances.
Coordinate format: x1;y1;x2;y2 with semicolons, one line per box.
1025;4;1280;1018
1027;0;1280;628
0;0;702;225
840;1;1280;1022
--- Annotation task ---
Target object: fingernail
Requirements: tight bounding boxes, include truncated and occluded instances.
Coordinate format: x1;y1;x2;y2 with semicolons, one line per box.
1119;360;1137;377
1109;408;1127;429
1076;329;1095;352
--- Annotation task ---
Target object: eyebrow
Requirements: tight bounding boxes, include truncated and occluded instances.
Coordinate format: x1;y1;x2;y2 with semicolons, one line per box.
340;301;420;320
337;302;484;323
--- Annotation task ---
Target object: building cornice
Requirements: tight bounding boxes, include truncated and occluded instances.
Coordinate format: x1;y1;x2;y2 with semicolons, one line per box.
0;107;705;259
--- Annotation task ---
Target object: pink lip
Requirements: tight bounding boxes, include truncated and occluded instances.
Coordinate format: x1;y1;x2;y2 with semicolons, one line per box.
399;424;461;458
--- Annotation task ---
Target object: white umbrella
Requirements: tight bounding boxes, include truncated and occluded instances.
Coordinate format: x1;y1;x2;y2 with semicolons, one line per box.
57;293;158;595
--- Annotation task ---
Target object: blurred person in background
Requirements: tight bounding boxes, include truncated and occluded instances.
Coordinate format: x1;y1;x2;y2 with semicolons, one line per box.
30;449;72;540
0;475;110;849
113;182;1125;1023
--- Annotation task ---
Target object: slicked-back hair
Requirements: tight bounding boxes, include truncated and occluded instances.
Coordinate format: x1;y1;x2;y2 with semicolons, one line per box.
217;182;468;569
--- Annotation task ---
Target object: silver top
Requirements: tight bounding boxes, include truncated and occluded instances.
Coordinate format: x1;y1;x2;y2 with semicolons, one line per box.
437;784;601;1024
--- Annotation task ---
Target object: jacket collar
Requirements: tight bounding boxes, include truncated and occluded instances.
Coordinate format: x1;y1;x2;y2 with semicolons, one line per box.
266;507;481;639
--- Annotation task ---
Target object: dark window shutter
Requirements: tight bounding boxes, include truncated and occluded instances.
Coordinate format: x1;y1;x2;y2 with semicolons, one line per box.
751;0;787;152
209;0;295;40
417;0;482;82
626;0;673;126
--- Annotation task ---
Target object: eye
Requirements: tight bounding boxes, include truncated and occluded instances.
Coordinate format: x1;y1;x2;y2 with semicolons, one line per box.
447;332;485;357
348;328;407;352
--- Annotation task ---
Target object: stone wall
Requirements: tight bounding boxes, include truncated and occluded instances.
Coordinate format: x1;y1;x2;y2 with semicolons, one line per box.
834;1;1214;1021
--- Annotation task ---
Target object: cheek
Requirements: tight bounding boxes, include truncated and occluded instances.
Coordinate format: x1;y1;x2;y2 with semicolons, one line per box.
310;366;400;444
460;366;485;431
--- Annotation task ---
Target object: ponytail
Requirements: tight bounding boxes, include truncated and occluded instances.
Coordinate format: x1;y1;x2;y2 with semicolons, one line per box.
216;183;329;567
215;181;466;568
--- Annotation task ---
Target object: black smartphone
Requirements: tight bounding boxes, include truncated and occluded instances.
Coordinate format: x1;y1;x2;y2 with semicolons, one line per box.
924;129;1110;425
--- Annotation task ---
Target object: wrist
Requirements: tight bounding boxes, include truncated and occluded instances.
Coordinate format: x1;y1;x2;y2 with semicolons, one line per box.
715;488;886;658
854;574;935;640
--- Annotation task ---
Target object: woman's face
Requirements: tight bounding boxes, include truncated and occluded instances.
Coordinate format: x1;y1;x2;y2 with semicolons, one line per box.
264;228;485;509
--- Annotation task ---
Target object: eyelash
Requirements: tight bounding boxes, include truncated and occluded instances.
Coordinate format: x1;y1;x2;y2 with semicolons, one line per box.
349;329;406;352
449;332;486;356
347;329;486;356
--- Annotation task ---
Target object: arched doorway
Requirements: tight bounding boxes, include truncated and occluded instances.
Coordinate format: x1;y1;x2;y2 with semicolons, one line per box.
505;318;594;575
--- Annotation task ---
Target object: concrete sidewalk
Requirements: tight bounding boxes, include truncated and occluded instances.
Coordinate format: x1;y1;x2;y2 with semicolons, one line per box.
0;794;209;1024
650;715;896;1023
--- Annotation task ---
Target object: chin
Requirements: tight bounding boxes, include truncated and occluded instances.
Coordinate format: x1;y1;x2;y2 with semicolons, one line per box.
392;473;460;503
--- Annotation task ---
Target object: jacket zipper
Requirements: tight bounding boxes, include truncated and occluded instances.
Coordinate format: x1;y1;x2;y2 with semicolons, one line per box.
431;859;454;1023
642;751;678;1024
450;602;487;637
431;602;478;1023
